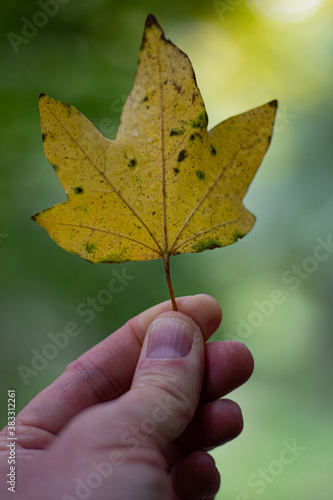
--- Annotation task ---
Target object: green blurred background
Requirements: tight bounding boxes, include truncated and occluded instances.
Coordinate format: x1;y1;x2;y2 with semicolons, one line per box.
1;0;332;498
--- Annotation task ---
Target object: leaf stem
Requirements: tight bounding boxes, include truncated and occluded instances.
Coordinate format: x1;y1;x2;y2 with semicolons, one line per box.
163;253;177;311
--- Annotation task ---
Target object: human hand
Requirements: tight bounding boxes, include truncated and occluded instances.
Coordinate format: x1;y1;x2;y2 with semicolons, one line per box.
0;295;254;499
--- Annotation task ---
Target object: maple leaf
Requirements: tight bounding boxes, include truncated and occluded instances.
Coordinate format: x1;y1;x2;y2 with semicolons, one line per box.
32;14;277;310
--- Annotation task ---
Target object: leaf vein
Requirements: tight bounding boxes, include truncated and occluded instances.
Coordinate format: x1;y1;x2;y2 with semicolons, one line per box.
172;219;239;253
169;114;269;252
53;221;161;255
48;105;163;255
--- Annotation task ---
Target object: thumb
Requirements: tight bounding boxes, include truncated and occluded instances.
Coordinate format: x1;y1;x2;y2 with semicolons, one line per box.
43;312;207;500
121;311;205;450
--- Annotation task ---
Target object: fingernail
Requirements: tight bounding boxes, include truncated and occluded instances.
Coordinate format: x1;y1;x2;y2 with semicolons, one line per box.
147;316;195;359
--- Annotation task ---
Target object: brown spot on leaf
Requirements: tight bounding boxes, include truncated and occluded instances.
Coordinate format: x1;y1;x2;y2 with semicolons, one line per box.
145;14;158;29
128;158;137;169
177;150;187;162
170;128;184;137
172;81;183;94
269;100;278;109
189;132;203;142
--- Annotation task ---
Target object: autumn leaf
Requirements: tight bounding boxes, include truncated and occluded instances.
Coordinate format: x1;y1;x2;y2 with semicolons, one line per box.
32;14;277;310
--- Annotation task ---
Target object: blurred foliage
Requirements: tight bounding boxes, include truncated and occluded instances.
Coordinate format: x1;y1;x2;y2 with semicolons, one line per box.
1;0;332;498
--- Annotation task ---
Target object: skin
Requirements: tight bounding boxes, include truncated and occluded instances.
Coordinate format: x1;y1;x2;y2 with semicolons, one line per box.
0;295;254;499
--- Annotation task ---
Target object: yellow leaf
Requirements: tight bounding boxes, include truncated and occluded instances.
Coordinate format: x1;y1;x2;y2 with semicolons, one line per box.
33;14;277;309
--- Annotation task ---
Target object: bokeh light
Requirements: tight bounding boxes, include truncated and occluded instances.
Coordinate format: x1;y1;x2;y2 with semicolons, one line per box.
246;0;324;23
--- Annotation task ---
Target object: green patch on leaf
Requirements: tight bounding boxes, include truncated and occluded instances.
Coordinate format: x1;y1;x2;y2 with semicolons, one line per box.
192;238;222;252
73;186;84;194
62;102;72;117
100;247;128;263
196;170;205;180
232;230;245;242
191;111;208;131
85;242;97;254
